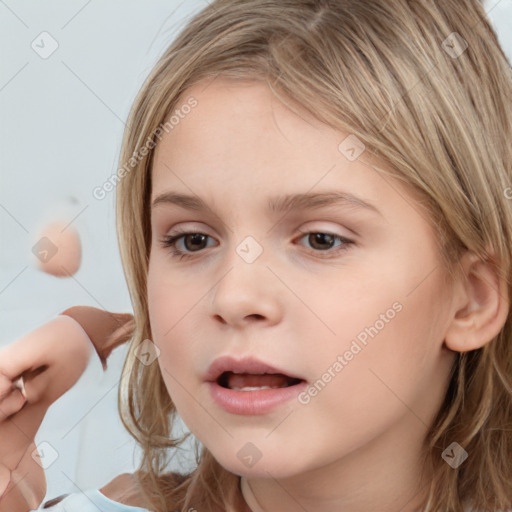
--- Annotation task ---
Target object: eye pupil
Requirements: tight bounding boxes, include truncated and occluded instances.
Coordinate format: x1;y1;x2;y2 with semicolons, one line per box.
185;233;207;251
309;233;335;250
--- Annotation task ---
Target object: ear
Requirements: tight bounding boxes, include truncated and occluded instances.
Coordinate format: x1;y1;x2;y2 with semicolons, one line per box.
444;250;509;352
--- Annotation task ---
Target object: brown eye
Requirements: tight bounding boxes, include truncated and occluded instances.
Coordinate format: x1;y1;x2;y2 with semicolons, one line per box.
181;233;209;252
160;231;217;260
306;233;336;250
296;231;354;258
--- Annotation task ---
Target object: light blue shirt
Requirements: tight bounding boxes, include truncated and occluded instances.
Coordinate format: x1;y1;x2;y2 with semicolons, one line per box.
31;488;151;512
33;488;509;512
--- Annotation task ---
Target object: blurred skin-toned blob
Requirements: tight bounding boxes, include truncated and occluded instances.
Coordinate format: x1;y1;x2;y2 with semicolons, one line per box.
33;220;82;277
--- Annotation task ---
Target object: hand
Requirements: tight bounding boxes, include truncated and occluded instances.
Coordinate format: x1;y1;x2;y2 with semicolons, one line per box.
0;315;94;512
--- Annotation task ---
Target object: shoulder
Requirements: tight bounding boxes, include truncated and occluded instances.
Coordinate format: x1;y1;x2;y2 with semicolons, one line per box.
40;472;145;510
100;470;189;508
99;472;147;508
41;471;189;511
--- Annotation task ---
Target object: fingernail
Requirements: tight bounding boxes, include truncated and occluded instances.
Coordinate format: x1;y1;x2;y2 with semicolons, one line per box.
12;377;27;400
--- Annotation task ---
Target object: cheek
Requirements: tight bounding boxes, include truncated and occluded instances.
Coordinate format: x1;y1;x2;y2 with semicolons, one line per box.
295;263;407;354
303;247;448;396
286;278;448;465
146;256;204;391
147;254;198;340
314;275;448;424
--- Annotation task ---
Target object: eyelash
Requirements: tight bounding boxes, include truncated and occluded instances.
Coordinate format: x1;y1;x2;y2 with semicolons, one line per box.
159;228;354;261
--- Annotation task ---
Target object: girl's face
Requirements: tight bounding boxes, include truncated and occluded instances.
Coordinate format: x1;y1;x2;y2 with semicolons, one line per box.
147;77;458;483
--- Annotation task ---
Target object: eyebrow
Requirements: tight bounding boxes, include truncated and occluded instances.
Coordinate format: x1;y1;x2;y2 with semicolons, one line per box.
151;191;382;217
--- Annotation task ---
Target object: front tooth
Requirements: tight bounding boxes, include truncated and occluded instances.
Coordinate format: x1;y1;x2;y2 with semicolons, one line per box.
231;386;279;391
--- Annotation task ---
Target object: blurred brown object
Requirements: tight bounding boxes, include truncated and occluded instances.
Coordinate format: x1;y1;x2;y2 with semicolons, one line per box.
60;306;135;370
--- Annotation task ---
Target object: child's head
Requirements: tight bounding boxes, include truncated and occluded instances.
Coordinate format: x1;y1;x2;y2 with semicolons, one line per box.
115;1;512;511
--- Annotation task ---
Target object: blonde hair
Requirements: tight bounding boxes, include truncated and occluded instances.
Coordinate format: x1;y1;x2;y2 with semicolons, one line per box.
115;1;512;510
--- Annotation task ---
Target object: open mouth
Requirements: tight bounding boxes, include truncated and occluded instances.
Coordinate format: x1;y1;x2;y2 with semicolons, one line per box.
217;371;303;391
206;357;308;414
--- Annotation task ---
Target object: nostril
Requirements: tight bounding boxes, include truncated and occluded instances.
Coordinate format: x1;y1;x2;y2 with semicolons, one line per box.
213;313;266;325
213;314;227;325
246;314;264;321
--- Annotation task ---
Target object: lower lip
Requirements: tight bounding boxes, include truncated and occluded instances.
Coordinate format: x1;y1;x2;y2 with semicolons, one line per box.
207;381;308;415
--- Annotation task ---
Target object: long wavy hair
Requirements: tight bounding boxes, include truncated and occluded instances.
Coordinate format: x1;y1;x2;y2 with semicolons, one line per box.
114;1;512;510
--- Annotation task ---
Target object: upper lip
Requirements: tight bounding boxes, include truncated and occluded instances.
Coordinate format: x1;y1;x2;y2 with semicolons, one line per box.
204;355;305;383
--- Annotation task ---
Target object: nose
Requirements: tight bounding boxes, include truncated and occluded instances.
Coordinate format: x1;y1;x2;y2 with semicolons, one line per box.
209;257;284;329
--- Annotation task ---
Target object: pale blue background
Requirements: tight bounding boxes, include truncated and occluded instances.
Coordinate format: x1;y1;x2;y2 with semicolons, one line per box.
0;0;510;505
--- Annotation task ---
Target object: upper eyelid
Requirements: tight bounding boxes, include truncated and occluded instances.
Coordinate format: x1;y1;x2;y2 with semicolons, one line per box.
165;225;352;239
163;215;357;234
296;226;351;237
163;218;354;233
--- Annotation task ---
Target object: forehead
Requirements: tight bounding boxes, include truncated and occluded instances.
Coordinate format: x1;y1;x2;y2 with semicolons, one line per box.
148;77;427;228
154;78;340;166
152;78;377;193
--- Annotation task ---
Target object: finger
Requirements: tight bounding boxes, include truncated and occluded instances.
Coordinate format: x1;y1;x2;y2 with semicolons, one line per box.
0;443;46;512
0;374;13;401
0;318;74;382
0;338;48;383
0;402;47;467
0;464;9;498
0;316;93;385
0;389;26;422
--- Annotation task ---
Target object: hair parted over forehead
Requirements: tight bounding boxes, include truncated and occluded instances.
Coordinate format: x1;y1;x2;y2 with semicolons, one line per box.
113;1;512;511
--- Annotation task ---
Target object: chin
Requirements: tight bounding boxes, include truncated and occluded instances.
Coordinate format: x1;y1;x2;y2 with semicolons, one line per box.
210;449;307;480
